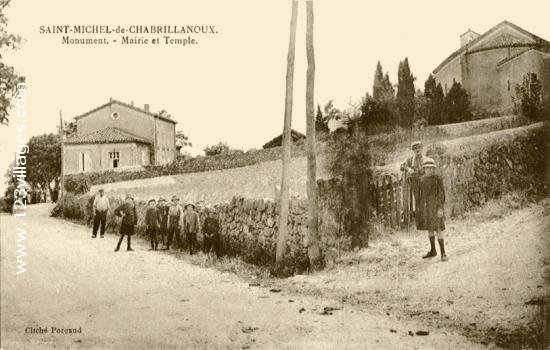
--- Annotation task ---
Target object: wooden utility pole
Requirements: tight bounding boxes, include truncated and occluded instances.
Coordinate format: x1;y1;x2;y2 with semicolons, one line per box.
305;0;321;266
59;110;65;206
276;0;298;265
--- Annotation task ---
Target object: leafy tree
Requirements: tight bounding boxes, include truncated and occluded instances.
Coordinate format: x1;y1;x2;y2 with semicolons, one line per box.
358;93;396;129
315;104;329;134
445;81;472;123
328;125;373;248
63;119;77;137
157;109;172;119
0;0;25;125
2;162;17;211
396;57;416;126
323;100;342;122
424;74;446;125
372;61;394;102
203;141;231;156
514;73;547;120
27;134;62;201
175;130;192;153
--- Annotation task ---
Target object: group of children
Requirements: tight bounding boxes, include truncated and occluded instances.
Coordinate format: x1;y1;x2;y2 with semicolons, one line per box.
112;194;221;258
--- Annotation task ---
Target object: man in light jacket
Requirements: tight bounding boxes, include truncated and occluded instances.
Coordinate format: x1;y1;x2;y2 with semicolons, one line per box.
92;189;110;238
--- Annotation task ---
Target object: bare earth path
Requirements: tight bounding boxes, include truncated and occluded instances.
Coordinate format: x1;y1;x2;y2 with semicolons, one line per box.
272;200;550;349
0;204;485;349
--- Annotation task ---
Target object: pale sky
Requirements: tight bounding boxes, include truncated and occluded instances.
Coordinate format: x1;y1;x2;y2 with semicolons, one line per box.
1;0;550;192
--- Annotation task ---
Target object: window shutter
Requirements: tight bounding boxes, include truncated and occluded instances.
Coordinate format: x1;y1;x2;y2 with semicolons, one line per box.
85;153;92;171
79;153;84;172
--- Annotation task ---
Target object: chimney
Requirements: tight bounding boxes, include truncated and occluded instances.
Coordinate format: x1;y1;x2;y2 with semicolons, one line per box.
144;104;150;113
460;28;480;47
130;101;134;106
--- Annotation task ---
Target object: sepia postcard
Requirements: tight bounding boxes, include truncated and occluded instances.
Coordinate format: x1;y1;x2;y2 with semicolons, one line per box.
0;1;549;349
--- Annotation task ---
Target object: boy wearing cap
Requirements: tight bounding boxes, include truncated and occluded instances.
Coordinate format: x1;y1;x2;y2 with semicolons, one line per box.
418;158;448;262
113;195;138;252
183;203;200;255
146;199;160;250
166;196;184;251
157;197;169;248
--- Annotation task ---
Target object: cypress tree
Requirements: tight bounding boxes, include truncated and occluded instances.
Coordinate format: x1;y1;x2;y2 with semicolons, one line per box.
373;61;385;101
396;57;416;126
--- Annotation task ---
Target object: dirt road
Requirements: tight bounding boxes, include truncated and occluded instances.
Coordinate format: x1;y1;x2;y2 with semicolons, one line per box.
1;204;485;349
272;200;550;349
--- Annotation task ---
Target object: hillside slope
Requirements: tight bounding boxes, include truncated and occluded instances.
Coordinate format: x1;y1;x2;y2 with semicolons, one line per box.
92;116;534;203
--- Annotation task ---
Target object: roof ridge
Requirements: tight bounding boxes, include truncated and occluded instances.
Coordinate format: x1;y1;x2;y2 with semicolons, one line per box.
433;20;550;74
65;126;151;145
74;99;177;124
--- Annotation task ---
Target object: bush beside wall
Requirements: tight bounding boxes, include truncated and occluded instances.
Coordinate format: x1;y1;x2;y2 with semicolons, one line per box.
426;122;549;216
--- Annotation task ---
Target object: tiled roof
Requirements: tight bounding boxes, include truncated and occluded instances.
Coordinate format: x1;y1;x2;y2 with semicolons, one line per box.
65;127;151;145
433;21;550;74
75;99;177;124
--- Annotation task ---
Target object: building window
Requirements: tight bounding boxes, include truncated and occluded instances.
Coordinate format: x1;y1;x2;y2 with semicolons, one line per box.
109;151;120;168
79;152;91;172
528;73;538;98
507;79;510;92
111;111;120;120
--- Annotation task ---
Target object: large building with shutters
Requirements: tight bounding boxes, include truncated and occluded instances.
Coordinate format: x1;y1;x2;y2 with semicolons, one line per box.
64;99;177;174
432;21;550;111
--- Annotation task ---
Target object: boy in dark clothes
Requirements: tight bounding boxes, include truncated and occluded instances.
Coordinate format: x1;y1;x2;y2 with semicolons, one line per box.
183;203;200;255
203;207;220;259
418;158;448;262
157;197;169;248
114;195;138;252
146;199;160;250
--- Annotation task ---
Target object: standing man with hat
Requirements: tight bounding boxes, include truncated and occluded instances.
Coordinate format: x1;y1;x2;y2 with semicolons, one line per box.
400;141;426;226
418;158;448;262
166;195;184;251
183;202;200;255
92;189;110;238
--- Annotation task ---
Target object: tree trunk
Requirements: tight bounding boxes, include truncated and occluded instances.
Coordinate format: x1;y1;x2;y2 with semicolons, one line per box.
275;0;298;265
305;0;321;267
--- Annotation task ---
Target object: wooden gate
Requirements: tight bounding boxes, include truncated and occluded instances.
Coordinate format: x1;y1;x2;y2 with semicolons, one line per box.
368;174;413;229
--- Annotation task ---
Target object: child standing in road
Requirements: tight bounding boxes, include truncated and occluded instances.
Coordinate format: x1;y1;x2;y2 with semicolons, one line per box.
183;203;200;255
114;195;138;252
166;196;184;251
418;158;448;262
157;197;169;248
202;207;220;260
145;199;160;250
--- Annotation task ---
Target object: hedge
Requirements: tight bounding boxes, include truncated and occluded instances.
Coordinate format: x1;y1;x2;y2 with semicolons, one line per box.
65;144;306;191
